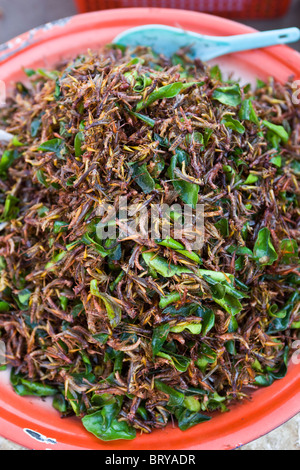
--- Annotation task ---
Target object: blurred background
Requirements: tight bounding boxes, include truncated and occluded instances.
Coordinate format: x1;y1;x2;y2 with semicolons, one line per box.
0;0;299;452
0;0;299;50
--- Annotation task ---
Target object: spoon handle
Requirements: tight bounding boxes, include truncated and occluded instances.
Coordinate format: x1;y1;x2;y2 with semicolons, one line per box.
224;27;300;54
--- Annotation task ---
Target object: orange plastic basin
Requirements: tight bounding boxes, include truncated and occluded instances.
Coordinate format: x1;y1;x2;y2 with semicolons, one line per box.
0;8;299;450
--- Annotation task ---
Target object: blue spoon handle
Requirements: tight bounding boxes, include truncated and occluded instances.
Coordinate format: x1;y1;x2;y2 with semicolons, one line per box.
113;25;300;61
223;27;300;54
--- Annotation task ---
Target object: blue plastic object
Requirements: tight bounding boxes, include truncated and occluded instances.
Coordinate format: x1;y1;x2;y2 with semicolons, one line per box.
113;24;300;61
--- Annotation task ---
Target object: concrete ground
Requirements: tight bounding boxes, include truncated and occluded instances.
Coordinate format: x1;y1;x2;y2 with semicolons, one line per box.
0;0;77;44
0;0;299;452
